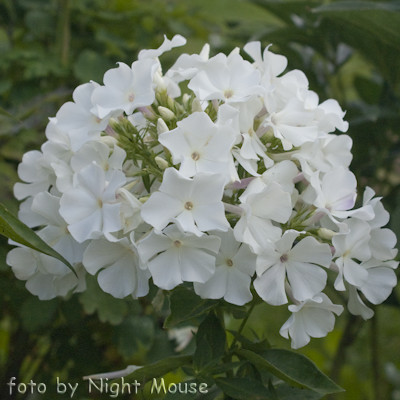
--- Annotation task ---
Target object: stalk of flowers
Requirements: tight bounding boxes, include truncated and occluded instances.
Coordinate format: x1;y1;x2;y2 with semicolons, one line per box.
8;34;398;349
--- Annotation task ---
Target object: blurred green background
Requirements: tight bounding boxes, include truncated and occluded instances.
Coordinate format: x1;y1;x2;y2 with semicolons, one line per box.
1;0;400;399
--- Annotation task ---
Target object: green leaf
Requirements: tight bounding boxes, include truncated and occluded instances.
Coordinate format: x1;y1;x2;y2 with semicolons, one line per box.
123;355;192;383
215;377;271;400
235;349;344;395
313;1;400;51
79;275;128;325
0;203;76;276
196;313;226;361
275;384;323;400
207;361;247;376
114;315;155;359
164;286;218;328
194;336;213;371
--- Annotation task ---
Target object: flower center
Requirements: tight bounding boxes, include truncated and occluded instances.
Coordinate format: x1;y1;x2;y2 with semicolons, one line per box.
280;254;288;263
226;259;233;267
224;89;234;99
191;152;200;161
173;240;182;247
184;201;193;210
128;93;135;102
97;198;103;208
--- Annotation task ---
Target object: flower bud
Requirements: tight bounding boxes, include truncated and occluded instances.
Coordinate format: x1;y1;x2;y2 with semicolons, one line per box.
158;106;175;121
191;98;203;113
100;136;118;147
182;93;190;108
155;156;169;170
154;71;167;94
167;96;175;110
317;228;337;240
157;118;169;135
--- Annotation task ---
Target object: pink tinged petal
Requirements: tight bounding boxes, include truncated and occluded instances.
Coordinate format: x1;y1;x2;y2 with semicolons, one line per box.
343;257;369;287
289;237;332;267
179;246;216;283
148;249;182;290
254;263;287;305
225;268;252;305
141;192;183;230
68;209;103;243
192;203;229;232
286;261;327;302
194;267;228;300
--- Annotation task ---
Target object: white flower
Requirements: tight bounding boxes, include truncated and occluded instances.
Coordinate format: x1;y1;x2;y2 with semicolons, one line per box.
332;218;372;290
280;293;344;349
137;224;221;290
359;258;398;305
188;54;264;103
194;228;256;306
158;112;236;182
141;168;229;236
56;82;116;152
263;97;318;151
254;230;332;305
83;234;150;299
59;163;126;242
234;181;292;253
91;59;158;118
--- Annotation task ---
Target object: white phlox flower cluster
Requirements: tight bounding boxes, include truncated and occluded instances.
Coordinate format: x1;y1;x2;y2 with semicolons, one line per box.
7;34;398;349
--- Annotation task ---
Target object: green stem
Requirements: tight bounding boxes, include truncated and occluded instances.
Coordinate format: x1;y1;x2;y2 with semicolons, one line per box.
230;301;257;350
